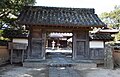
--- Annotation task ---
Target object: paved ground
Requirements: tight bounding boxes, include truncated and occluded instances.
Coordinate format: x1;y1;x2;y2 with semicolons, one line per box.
0;52;82;77
0;65;48;77
0;65;82;77
49;67;80;77
42;52;94;65
46;52;74;65
1;65;120;77
1;51;120;77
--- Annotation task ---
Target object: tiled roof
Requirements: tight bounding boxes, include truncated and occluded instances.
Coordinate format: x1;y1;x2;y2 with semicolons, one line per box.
16;6;105;27
98;29;119;34
89;33;113;41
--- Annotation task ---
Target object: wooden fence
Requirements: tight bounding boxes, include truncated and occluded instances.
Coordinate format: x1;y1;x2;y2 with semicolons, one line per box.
9;43;27;64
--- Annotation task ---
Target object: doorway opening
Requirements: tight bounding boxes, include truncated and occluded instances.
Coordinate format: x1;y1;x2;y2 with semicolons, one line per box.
45;32;73;59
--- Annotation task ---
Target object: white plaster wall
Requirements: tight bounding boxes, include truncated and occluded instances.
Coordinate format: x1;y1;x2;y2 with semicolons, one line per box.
13;38;28;45
90;41;104;48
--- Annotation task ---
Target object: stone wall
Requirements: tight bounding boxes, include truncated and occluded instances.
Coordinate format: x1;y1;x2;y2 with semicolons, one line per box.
0;46;9;65
113;50;120;66
104;44;114;69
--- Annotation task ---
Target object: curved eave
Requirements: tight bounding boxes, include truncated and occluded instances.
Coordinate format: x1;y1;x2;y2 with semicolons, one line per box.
89;39;113;41
16;21;105;28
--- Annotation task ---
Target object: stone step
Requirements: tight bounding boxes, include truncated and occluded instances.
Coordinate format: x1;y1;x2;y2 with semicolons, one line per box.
73;63;97;70
23;62;97;69
48;63;73;67
23;62;47;68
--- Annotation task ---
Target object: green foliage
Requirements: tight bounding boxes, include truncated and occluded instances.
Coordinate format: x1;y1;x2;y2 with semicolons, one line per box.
100;5;120;29
116;32;120;41
0;40;8;46
0;0;36;29
0;30;9;40
2;28;23;38
2;28;28;39
0;30;3;35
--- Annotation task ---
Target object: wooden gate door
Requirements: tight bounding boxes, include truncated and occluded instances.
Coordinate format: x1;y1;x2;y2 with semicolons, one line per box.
28;28;46;60
31;38;43;59
76;41;86;59
73;31;89;60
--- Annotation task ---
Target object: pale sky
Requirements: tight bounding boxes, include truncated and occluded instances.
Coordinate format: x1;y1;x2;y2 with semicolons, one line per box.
35;0;120;15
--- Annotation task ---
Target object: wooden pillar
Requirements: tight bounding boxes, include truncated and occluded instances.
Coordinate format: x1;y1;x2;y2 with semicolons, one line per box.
86;31;90;59
42;31;46;59
27;26;32;59
72;32;76;60
57;38;60;49
22;50;25;63
8;42;13;64
10;48;13;64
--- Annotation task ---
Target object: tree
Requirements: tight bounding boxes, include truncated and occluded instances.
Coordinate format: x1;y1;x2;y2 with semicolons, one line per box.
100;5;120;41
0;0;36;29
100;5;120;29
